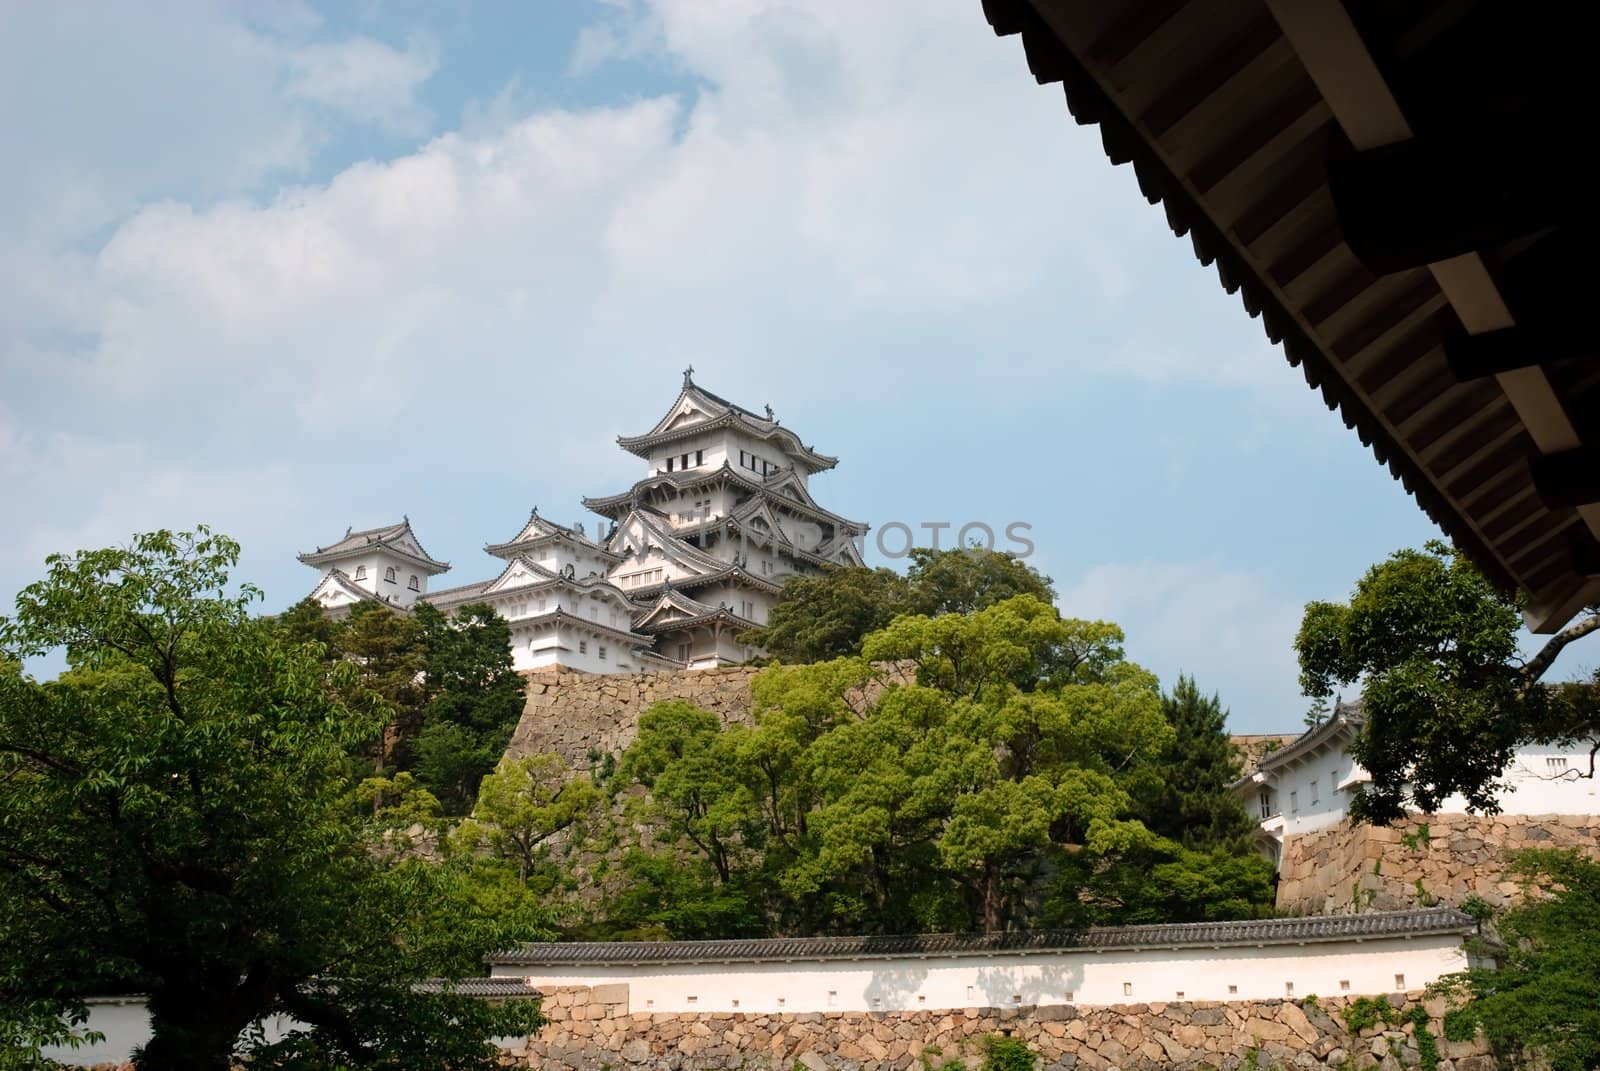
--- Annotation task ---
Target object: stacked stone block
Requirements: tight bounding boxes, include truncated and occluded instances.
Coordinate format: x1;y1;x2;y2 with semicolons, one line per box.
515;986;1494;1071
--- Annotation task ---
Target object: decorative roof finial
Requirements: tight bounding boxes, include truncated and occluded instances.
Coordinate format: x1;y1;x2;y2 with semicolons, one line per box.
764;403;774;421
683;364;695;386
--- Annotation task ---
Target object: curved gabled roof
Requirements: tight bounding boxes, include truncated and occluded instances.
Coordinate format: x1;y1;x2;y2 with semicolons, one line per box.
617;373;839;474
306;568;386;609
606;509;731;574
298;518;450;574
485;507;620;562
490;906;1472;966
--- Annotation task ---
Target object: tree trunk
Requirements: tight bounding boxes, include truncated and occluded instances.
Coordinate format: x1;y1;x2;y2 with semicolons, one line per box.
138;988;258;1071
1522;613;1600;688
982;865;1003;932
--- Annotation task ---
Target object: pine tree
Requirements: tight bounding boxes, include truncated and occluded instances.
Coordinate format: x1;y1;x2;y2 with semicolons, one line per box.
1134;674;1258;850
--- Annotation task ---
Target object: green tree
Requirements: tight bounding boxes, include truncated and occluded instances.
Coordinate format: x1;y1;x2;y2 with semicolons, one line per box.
453;754;598;884
740;566;909;663
1436;850;1600;1071
617;701;759;885
740;548;1055;665
339;601;427;777
586;851;767;941
606;596;1274;938
0;529;542;1071
413;602;527;814
903;546;1054;617
1130;675;1258;849
1296;541;1600;823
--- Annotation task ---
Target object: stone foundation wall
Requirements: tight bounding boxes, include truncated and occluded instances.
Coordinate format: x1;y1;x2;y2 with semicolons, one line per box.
507;663;915;769
1277;813;1600;915
515;986;1494;1071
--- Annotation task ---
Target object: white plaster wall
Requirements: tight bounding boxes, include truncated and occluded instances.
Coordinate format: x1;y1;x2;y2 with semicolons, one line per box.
1477;743;1600;815
40;1001;300;1067
491;936;1467;1013
1274;744;1366;838
508;619;642;675
348;550;427;607
1260;739;1600;841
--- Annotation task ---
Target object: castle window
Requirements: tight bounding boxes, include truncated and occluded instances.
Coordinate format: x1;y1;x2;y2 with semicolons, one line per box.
1310;780;1319;806
1284;982;1294;997
1289;790;1298;814
1547;756;1570;773
354;566;367;580
383;567;397;584
579;641;588;655
681;453;690;469
696;449;703;466
666;456;675;472
1259;788;1272;819
1394;974;1405;989
1123;983;1132;997
408;575;419;591
599;646;607;661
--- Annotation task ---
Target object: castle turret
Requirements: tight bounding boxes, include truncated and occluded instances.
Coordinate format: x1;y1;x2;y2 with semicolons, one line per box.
297;518;449;611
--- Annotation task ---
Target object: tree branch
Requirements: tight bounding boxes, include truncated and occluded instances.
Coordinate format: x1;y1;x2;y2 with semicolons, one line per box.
1520;613;1600;688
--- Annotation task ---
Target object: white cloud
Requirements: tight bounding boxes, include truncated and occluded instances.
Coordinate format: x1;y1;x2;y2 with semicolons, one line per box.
285;35;439;134
0;0;1333;719
1059;561;1309;732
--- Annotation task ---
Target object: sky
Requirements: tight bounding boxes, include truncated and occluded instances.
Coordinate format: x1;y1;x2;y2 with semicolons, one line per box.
4;0;1576;732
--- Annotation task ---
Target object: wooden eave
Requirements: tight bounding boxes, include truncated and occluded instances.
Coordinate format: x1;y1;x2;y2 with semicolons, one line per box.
981;0;1600;630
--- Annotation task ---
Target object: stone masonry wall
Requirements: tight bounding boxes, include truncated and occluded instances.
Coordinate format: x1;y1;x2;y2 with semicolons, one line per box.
506;663;915;770
1277;813;1600;915
513;985;1495;1071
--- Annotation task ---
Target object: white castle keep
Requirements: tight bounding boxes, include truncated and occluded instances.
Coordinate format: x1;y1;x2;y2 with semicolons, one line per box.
298;371;869;673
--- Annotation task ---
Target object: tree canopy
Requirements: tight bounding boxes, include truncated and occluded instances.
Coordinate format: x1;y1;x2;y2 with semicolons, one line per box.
741;547;1054;664
272;596;526;816
1296;541;1599;823
1437;849;1600;1071
0;530;543;1071
1130;674;1258;851
597;595;1272;938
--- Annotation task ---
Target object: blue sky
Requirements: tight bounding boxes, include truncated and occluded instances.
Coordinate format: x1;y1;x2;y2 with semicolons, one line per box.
5;0;1571;731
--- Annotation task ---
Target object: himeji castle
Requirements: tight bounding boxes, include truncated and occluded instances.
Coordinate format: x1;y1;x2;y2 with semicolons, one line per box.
297;371;869;673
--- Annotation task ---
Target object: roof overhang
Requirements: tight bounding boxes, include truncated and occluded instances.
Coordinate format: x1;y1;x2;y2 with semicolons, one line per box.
981;0;1600;631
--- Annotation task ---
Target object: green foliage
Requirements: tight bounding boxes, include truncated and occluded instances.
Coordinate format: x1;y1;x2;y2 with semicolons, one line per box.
0;529;544;1071
1340;996;1396;1033
1407;1006;1438;1071
1435;850;1600;1071
1130;674;1258;850
741;547;1054;664
1295;542;1599;823
412;602;526;814
742;566;910;663
271;598;526;816
454;754;599;885
0;998;101;1069
603;595;1273;937
981;1034;1034;1071
902;547;1054;618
